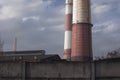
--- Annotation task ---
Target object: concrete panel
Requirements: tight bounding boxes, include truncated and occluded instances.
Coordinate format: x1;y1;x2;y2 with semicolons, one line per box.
28;62;91;79
0;61;91;80
96;61;120;78
0;62;22;77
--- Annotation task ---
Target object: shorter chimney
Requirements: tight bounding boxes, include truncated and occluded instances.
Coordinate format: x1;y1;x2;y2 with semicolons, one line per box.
64;0;73;60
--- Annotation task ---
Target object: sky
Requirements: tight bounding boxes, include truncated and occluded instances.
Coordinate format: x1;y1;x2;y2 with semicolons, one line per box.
0;0;120;58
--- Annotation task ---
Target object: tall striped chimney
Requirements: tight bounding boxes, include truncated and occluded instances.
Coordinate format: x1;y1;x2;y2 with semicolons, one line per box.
64;0;73;60
71;0;93;61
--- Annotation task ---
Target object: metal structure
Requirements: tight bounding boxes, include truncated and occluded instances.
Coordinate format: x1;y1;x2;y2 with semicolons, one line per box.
13;36;17;51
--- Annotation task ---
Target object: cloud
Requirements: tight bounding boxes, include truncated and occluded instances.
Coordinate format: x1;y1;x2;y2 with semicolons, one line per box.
22;16;39;22
103;21;119;33
0;6;19;20
0;0;120;58
93;21;120;34
93;5;111;14
92;0;120;57
0;0;64;57
38;27;46;31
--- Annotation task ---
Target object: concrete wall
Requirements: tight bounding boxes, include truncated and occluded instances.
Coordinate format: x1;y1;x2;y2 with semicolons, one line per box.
0;62;24;80
0;61;91;80
95;59;120;80
0;60;120;80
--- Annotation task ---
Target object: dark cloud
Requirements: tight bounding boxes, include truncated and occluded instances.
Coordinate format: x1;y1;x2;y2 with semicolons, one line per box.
92;0;120;57
0;0;64;58
0;0;120;58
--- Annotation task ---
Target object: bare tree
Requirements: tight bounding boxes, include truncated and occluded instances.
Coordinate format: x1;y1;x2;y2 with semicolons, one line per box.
95;48;120;60
106;48;120;58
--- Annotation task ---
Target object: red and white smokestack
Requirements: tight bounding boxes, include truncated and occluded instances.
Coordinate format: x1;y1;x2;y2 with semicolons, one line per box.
71;0;93;61
64;0;73;60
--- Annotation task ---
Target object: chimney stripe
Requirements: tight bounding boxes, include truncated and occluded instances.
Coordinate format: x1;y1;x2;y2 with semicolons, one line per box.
73;0;91;24
64;31;72;49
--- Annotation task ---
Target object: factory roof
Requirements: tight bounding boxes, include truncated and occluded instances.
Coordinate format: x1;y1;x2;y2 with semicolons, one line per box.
0;50;45;55
0;50;61;62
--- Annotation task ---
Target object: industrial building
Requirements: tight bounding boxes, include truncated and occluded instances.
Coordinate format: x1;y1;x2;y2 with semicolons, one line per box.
0;0;120;80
